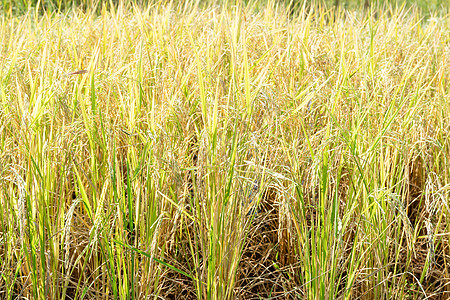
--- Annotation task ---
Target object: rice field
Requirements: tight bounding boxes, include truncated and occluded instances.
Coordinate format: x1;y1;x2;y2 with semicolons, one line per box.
0;0;449;299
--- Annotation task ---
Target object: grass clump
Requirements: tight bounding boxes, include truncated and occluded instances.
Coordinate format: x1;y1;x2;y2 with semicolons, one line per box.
0;1;449;299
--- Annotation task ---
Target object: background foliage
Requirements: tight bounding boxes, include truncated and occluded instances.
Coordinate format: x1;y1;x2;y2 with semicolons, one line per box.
1;0;449;15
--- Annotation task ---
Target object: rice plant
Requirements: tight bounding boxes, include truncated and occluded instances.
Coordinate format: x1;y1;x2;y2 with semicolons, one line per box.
0;0;449;299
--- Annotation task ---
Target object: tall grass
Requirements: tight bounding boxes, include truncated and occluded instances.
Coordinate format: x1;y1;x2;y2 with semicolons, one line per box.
0;0;449;299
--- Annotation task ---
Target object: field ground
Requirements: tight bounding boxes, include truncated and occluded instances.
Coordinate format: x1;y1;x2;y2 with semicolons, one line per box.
1;0;450;299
